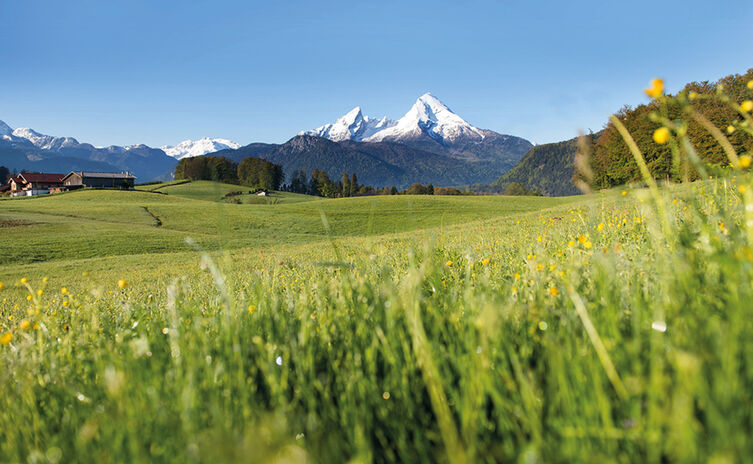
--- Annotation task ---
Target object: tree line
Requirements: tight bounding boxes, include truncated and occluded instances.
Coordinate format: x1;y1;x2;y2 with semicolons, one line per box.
174;156;477;198
174;156;284;191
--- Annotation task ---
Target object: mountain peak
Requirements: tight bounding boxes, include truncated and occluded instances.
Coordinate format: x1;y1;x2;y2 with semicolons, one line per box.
301;106;394;142
0;120;12;137
161;137;241;159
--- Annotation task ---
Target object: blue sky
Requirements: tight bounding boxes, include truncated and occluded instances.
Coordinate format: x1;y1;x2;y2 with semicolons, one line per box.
2;0;752;147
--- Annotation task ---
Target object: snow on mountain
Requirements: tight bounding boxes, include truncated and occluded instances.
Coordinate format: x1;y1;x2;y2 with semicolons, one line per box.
365;93;485;143
11;127;80;150
302;93;487;145
161;137;241;160
300;107;396;142
0;120;13;137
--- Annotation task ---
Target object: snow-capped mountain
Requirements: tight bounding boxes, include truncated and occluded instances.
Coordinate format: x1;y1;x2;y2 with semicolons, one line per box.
364;93;485;144
161;137;241;160
300;93;533;169
300;107;396;142
0;119;177;181
11;127;80;150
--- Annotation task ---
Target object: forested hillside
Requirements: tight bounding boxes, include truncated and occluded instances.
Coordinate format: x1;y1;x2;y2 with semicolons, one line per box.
592;68;753;187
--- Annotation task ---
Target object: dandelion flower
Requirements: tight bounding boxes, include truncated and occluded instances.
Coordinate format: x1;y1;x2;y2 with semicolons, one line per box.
117;279;128;289
653;127;670;145
19;320;30;331
584;241;593;249
26;295;32;301
37;289;43;296
740;155;752;169
61;287;68;295
644;78;664;98
0;282;4;291
548;287;559;297
20;277;28;284
727;125;735;134
0;332;11;345
621;191;627;196
578;235;587;244
445;260;453;267
741;100;753;113
748;80;753;90
42;277;49;283
740;186;748;194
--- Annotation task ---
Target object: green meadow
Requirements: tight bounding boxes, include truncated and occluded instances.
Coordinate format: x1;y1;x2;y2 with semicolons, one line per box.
2;175;753;463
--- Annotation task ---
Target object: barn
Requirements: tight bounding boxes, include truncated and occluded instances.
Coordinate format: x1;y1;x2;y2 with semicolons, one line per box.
62;171;136;189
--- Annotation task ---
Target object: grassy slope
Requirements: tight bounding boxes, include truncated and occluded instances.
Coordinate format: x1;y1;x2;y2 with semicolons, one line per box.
0;186;578;269
2;178;752;462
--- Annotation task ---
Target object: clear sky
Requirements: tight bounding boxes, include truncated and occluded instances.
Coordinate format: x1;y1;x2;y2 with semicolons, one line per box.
2;0;752;148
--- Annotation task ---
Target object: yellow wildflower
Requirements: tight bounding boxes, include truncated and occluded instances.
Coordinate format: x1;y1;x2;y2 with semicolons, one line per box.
568;240;575;247
19;320;31;331
481;258;490;266
248;304;256;315
445;260;453;267
536;235;543;242
653;127;670;145
578;235;587;244
747;80;753;90
740;186;747;194
584;241;593;249
741;100;753;113
20;277;28;284
644;78;664;98
727;125;735;134
621;191;627;196
37;289;43;296
61;287;68;295
42;277;49;283
596;222;605;231
688;91;698;100
740;155;752;169
0;282;3;291
548;287;559;297
117;279;128;289
0;332;11;345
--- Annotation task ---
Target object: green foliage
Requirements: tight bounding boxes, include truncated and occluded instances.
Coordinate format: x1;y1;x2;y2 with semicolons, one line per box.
491;136;585;196
175;156;239;184
2;177;753;461
592;68;753;188
237;157;284;191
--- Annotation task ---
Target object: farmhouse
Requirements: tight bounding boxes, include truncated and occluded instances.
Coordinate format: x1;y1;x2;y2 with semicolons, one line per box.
9;172;65;197
62;171;136;189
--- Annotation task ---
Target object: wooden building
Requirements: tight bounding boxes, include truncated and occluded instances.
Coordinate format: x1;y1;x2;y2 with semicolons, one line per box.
9;173;65;196
62;171;136;189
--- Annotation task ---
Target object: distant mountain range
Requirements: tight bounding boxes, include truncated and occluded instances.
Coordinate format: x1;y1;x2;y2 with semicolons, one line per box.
1;93;533;186
207;93;533;187
0;120;243;181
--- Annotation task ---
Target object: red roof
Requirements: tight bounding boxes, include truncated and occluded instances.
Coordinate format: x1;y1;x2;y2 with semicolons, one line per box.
18;172;65;183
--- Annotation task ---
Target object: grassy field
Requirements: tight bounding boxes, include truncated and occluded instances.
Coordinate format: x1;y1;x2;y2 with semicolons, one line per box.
1;178;753;462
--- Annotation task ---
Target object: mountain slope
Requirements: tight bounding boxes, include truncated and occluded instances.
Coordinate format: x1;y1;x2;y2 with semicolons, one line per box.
491;136;586;196
301;93;533;175
250;135;490;188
